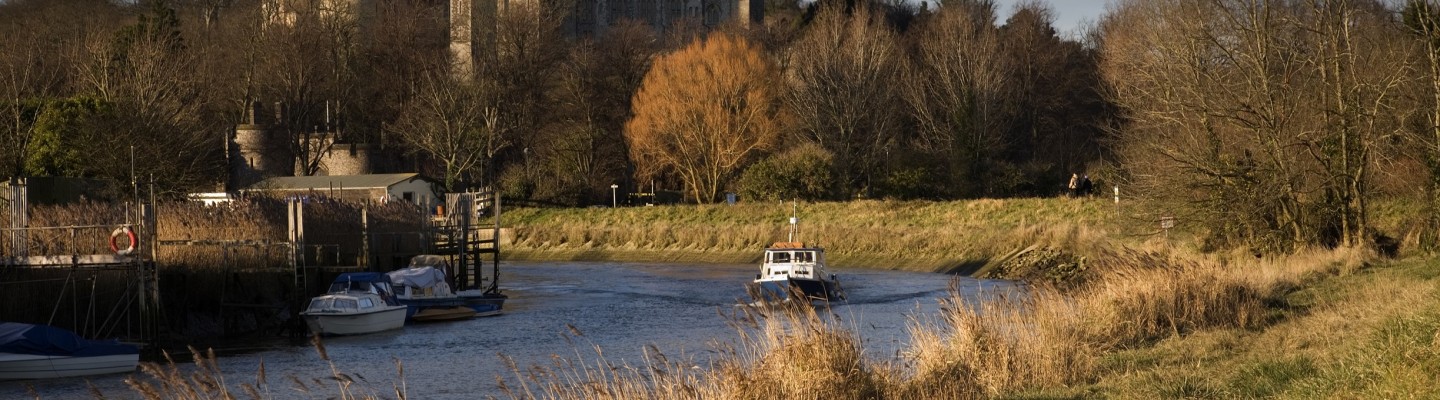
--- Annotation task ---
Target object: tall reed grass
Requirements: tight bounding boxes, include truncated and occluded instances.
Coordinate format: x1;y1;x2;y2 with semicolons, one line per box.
123;337;404;400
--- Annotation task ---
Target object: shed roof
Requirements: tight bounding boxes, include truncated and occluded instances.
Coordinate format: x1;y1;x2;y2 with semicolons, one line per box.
243;173;425;191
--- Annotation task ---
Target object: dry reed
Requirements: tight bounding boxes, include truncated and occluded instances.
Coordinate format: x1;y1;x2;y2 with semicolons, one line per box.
122;339;401;400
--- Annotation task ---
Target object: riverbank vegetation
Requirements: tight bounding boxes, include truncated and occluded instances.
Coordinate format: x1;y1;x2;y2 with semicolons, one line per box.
112;246;1434;399
82;194;1431;398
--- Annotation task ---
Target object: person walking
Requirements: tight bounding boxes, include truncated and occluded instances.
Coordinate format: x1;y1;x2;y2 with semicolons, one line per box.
1067;173;1080;197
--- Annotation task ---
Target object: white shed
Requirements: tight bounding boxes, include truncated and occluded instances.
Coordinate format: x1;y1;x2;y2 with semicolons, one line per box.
241;173;442;210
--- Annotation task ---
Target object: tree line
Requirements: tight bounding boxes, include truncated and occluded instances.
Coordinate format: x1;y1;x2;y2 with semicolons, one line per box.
1;0;1437;252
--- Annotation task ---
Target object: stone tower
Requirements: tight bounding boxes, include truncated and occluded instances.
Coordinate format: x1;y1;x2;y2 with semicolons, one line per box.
450;0;497;79
314;140;373;176
230;102;296;191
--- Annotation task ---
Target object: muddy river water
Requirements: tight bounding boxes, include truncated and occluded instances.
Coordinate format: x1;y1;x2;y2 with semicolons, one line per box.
4;261;1015;399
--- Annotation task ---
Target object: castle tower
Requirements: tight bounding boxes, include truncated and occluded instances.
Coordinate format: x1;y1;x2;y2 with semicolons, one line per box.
230;102;296;191
316;143;374;176
450;0;497;79
312;134;374;176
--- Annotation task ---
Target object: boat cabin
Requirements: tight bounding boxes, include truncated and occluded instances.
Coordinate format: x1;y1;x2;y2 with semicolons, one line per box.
761;242;827;279
305;293;390;314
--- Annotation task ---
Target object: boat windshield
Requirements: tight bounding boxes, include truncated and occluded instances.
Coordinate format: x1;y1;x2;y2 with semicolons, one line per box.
769;251;817;264
307;298;332;311
308;297;362;312
329;281;374;294
770;252;790;263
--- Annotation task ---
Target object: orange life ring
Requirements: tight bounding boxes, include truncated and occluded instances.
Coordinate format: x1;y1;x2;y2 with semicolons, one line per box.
110;226;137;255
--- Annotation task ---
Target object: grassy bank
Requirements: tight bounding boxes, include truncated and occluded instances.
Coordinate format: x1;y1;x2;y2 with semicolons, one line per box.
503;198;1134;274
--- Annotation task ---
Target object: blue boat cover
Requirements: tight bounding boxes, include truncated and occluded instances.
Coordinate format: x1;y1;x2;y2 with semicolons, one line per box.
333;272;392;284
0;323;139;357
330;272;393;292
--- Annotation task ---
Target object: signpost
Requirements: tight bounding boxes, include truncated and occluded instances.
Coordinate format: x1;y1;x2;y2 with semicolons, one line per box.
1113;186;1120;216
610;184;619;208
1160;216;1175;240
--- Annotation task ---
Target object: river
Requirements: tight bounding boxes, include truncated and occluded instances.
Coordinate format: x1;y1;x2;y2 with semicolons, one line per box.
2;261;1015;399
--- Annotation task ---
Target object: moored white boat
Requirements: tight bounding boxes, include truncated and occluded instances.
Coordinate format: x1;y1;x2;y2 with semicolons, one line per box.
0;323;139;380
300;291;408;336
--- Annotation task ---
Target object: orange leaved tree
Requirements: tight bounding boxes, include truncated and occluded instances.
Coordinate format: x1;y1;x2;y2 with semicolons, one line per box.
624;33;783;204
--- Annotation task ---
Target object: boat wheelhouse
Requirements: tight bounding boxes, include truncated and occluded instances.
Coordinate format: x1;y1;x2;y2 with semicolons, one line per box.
749;210;844;303
753;242;844;302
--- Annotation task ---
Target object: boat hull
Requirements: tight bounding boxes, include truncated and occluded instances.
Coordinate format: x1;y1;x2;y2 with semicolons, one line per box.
410;306;477;322
396;297;480;321
753;277;841;302
0;353;139;380
456;290;507;317
302;306;408;336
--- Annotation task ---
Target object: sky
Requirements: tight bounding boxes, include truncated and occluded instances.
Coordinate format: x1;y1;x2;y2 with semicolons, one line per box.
991;0;1111;39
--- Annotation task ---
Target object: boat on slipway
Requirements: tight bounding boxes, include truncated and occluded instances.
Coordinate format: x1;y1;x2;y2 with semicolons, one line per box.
0;322;139;380
749;212;845;303
301;273;408;336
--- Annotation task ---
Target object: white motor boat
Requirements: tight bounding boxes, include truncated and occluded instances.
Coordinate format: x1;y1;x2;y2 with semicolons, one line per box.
752;242;845;302
300;291;408;336
0;323;139;380
749;209;845;303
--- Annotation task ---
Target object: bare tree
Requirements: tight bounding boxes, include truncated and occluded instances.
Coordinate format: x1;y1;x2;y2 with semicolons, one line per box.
1100;0;1411;250
1302;0;1412;247
999;1;1109;193
535;21;658;205
248;0;359;177
63;1;224;193
784;2;905;198
1404;0;1440;251
488;0;569;187
387;72;509;192
904;0;1011;197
